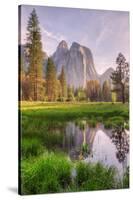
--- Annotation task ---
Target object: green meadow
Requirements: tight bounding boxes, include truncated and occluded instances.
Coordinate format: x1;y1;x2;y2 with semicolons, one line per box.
20;102;129;194
21;102;129;125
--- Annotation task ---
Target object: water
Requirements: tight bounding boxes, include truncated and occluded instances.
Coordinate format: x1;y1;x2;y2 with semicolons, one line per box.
48;121;129;177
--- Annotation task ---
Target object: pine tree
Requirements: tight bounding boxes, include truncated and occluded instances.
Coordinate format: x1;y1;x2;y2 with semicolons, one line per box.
26;9;43;101
102;80;111;102
19;54;25;100
86;80;101;101
46;58;57;101
110;53;129;104
67;86;75;101
59;66;67;101
56;80;62;100
76;87;86;101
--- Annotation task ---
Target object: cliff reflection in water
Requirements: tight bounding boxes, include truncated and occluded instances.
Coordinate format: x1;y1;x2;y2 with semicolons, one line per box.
63;122;129;176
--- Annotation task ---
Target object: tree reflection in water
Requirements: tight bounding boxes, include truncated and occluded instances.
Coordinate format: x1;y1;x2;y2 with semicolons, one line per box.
111;126;129;163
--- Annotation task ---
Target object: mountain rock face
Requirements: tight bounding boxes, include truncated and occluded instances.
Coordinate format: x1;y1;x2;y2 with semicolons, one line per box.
52;40;99;88
21;41;114;88
52;41;113;88
99;68;114;86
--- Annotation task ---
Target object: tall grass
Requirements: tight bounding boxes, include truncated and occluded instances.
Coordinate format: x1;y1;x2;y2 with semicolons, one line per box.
21;138;44;158
75;162;117;191
21;152;72;194
21;152;129;194
123;167;129;188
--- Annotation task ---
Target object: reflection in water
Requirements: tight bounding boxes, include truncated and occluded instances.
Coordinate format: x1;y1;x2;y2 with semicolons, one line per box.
43;121;129;177
111;126;129;163
63;122;129;177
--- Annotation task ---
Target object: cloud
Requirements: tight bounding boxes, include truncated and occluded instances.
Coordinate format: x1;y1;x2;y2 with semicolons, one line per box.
40;26;68;56
95;27;111;50
41;26;66;43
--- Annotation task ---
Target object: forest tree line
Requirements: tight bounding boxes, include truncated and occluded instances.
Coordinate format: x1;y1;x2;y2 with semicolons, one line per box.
19;9;129;103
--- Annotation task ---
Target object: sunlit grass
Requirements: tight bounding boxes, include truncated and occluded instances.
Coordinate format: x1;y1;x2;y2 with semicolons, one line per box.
20;101;125;110
20;101;129;126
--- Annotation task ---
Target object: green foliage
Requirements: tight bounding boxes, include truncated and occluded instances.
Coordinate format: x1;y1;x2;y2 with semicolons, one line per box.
102;80;111;102
75;162;92;186
110;53;129;104
75;162;116;191
78;120;86;130
59;66;67;100
21;152;72;194
123;167;129;188
46;58;57;101
20;102;129;194
21;154;119;194
112;92;117;103
21;138;43;158
21;102;129;126
124;122;129;130
86;80;101;101
88;118;97;127
67;86;75;101
42;131;63;150
81;143;90;154
75;87;87;101
104;116;124;129
26;9;44;101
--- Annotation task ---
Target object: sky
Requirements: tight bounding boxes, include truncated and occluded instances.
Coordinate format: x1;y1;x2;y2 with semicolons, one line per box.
20;5;130;74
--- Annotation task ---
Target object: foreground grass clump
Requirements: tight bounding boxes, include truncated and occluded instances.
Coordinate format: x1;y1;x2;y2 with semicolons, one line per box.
75;162;116;191
21;138;44;158
21;152;72;194
21;150;129;194
123;167;129;188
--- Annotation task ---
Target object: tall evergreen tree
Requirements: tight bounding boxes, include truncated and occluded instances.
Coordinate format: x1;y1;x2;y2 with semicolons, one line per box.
102;80;111;102
110;53;129;104
46;58;57;101
20;54;25;100
75;87;86;101
67;86;75;101
86;80;101;101
59;66;67;100
26;9;43;101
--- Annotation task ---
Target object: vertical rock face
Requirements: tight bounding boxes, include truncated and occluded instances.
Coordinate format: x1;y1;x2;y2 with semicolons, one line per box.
21;40;114;88
52;41;99;88
99;67;114;86
52;40;69;76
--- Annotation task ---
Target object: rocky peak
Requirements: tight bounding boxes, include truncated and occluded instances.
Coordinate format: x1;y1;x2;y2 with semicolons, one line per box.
52;41;113;88
71;42;80;49
99;67;114;85
57;40;68;50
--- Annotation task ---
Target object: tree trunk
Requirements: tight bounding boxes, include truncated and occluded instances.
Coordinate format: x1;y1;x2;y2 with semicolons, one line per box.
121;83;125;104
